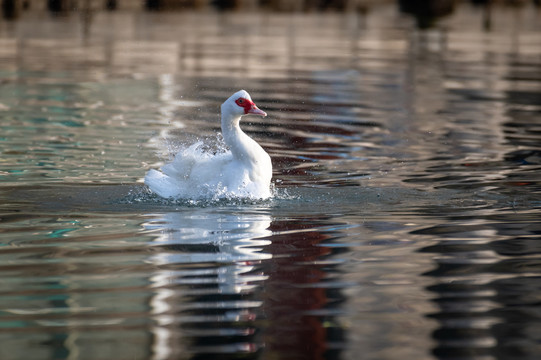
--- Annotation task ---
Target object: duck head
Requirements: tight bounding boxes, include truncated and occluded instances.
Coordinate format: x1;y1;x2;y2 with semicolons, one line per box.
221;90;267;118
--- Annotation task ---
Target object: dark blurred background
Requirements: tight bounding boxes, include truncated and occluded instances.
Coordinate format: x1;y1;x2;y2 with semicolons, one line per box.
2;0;541;29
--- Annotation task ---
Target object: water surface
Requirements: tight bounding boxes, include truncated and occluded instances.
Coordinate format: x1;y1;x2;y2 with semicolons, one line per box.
1;4;541;360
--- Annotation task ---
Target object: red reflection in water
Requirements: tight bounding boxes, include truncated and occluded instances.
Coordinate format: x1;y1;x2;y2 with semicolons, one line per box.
262;219;336;360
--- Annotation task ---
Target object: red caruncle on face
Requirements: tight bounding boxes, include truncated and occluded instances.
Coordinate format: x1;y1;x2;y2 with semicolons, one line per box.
235;97;255;114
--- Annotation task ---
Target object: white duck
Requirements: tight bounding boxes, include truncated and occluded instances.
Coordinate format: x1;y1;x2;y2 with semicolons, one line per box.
145;90;272;200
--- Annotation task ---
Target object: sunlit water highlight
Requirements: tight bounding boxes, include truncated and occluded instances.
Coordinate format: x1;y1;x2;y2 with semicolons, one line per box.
1;4;541;360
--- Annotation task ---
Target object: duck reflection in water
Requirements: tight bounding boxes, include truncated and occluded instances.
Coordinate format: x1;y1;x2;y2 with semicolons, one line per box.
144;211;346;359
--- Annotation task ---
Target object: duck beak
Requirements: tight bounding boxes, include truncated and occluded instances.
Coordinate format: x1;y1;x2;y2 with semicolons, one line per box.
248;105;267;117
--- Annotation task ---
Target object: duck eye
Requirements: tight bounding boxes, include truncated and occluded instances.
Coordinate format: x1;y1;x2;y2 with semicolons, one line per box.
235;98;248;108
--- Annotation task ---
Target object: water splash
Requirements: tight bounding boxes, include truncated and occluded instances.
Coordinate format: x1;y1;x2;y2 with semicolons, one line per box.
145;134;274;202
120;182;284;208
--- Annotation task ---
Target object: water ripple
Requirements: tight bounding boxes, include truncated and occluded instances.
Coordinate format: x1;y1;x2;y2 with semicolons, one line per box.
0;4;541;360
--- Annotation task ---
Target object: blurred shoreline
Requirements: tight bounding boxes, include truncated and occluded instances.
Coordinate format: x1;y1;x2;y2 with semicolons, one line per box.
0;1;539;81
1;0;539;16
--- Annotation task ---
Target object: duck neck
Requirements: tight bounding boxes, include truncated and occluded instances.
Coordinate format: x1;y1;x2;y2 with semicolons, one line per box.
221;112;247;156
